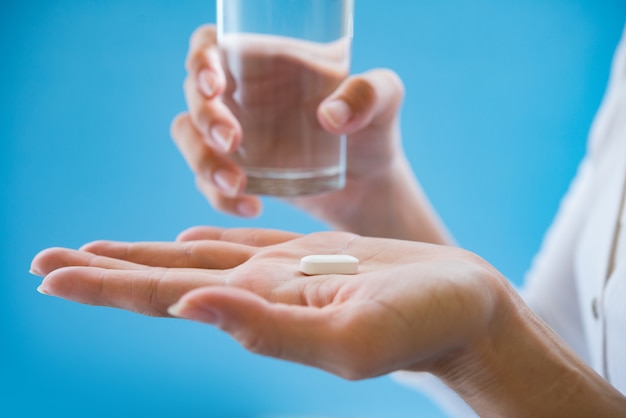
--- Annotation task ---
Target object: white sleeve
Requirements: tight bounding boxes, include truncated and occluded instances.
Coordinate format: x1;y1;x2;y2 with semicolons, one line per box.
522;24;626;363
520;156;593;363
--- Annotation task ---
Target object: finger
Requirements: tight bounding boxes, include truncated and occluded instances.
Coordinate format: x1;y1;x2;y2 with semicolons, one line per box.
78;240;256;269
183;25;242;154
171;113;247;199
38;266;221;317
183;77;242;153
169;287;363;378
185;24;226;99
170;113;258;215
195;177;262;217
175;226;229;242
30;247;147;277
317;69;404;134
176;226;302;246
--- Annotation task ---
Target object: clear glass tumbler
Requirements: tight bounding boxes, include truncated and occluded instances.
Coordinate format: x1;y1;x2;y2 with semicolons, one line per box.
217;0;354;196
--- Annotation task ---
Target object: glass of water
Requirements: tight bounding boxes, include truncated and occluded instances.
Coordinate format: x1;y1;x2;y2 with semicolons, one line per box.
217;0;354;196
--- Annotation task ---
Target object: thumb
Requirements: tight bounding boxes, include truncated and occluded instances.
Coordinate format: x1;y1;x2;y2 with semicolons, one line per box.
169;287;359;378
317;68;404;135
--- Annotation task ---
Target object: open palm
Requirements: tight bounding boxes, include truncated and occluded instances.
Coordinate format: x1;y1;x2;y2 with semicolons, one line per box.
31;226;500;379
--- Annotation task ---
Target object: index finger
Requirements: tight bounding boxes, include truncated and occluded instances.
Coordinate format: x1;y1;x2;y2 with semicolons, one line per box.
185;24;225;98
38;266;223;317
79;239;256;269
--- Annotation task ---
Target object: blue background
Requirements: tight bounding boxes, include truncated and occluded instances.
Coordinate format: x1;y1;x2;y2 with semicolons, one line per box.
2;1;625;417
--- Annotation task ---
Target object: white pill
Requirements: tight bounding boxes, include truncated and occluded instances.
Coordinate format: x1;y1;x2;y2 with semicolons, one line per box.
299;254;359;275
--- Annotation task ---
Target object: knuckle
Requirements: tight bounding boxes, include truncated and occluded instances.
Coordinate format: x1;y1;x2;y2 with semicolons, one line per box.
187;102;212;136
240;332;263;353
143;269;167;316
238;328;272;356
378;68;405;93
170;113;191;140
187;26;217;73
341;76;377;112
185;48;207;73
195;100;213;123
94;268;107;305
189;24;216;50
181;241;196;266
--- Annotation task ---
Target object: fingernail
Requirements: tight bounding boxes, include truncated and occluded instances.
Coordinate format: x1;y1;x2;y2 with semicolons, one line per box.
167;302;184;317
29;267;43;277
37;285;50;295
168;301;219;324
321;100;351;129
213;169;242;197
198;69;216;97
210;124;234;152
236;200;259;218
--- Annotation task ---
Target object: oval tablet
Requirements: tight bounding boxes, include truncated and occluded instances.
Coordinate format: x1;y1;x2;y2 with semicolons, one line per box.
299;254;359;275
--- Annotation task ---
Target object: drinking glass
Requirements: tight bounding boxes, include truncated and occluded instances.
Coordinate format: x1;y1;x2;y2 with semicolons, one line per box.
217;0;354;196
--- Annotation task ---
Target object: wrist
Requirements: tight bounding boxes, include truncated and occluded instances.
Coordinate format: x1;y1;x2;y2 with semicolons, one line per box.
433;277;626;417
331;153;453;244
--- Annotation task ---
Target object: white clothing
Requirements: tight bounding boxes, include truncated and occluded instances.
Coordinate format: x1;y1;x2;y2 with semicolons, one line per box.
524;23;626;392
395;25;626;416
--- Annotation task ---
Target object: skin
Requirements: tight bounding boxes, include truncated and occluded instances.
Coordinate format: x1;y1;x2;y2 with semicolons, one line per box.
173;25;451;243
29;24;626;416
30;227;626;416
